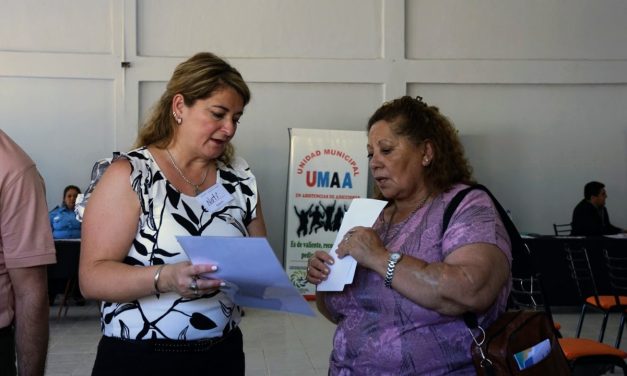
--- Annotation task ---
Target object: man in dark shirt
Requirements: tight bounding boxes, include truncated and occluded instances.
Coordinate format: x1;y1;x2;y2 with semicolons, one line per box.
571;181;625;236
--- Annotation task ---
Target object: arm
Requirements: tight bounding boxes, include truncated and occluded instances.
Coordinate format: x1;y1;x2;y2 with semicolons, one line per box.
315;291;336;324
80;160;220;302
247;199;267;237
79;159;146;301
398;243;509;315
9;266;49;376
334;228;508;315
48;209;55;233
307;250;337;323
603;207;625;235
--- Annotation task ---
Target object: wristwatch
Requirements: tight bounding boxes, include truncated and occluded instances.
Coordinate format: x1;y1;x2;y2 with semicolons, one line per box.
384;252;403;288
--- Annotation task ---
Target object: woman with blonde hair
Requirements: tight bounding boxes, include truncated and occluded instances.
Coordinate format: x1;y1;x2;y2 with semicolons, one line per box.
80;52;266;375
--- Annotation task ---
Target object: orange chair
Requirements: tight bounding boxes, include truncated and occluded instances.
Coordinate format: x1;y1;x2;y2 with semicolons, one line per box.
558;338;627;372
510;274;627;373
564;244;627;343
519;242;627;374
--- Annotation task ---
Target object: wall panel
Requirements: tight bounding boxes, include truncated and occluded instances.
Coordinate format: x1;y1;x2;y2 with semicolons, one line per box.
136;0;382;58
406;0;627;60
0;0;113;53
1;77;115;206
408;83;627;234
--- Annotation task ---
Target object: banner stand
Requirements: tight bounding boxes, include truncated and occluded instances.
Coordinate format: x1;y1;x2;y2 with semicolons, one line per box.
283;128;369;298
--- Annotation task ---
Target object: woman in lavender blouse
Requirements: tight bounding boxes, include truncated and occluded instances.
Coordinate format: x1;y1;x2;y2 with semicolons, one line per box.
307;96;512;375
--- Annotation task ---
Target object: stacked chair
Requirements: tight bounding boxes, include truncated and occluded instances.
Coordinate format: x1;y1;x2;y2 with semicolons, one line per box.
603;248;627;348
512;243;627;374
564;244;627;345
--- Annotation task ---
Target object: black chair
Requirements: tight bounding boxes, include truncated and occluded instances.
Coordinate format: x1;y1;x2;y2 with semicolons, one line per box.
563;243;627;344
520;242;627;374
47;240;81;319
509;244;560;329
510;275;542;310
553;223;572;236
603;248;627;348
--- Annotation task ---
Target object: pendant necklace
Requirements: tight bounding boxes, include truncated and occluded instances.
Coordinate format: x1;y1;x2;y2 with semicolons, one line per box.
165;148;209;196
384;193;431;244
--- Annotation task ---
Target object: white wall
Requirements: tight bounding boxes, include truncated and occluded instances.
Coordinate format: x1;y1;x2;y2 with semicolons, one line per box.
1;0;626;259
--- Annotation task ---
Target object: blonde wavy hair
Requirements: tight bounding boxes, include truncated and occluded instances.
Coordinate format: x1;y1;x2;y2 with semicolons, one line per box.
134;52;250;164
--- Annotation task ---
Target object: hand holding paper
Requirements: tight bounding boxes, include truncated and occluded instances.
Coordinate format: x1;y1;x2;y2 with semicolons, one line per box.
177;236;315;317
316;198;387;292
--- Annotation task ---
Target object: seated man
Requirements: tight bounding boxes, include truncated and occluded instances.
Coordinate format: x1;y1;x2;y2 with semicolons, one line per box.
571;181;626;236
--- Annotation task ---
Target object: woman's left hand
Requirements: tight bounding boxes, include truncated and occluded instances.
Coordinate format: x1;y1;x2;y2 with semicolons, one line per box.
307;250;334;285
336;226;386;269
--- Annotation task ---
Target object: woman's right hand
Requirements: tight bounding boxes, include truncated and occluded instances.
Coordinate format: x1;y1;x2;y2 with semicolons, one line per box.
306;250;334;285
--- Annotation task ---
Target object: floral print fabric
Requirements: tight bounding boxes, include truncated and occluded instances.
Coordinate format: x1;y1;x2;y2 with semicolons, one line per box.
100;147;258;341
324;184;512;375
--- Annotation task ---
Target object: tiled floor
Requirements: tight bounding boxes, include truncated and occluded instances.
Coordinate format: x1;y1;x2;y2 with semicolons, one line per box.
46;302;627;375
46;301;334;376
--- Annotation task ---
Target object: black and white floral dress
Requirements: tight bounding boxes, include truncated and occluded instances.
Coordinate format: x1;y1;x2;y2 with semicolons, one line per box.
100;147;258;341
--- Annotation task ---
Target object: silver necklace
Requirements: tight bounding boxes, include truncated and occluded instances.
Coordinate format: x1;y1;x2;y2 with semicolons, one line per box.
165;149;209;195
384;193;430;243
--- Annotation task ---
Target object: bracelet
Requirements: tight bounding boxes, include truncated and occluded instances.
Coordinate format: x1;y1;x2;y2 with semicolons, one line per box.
153;264;166;294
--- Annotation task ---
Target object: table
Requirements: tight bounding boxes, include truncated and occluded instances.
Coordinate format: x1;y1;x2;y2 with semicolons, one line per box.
522;236;627;307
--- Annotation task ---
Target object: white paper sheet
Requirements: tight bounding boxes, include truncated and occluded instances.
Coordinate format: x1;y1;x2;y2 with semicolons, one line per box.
316;198;387;292
177;236;315;317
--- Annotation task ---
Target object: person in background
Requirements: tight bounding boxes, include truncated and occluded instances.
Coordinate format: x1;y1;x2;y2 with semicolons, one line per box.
48;185;85;306
80;52;267;375
571;181;626;236
48;185;81;239
307;96;511;375
0;130;57;376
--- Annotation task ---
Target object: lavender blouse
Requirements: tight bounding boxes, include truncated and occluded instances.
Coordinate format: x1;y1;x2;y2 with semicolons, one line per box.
324;184;512;375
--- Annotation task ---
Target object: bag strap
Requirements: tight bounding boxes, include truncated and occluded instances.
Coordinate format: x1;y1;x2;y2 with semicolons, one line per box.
443;183;529;275
443;184;520;244
443;184;520;376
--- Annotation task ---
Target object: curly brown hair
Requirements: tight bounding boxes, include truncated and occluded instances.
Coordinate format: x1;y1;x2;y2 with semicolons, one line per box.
134;52;250;164
367;96;474;196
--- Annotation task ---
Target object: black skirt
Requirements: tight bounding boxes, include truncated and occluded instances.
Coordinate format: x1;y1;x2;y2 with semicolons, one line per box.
92;327;244;376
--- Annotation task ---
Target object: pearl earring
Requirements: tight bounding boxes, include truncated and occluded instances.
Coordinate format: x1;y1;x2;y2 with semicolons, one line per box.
173;112;182;125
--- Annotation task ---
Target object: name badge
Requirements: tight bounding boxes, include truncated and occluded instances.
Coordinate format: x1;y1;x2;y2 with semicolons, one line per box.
196;184;233;213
